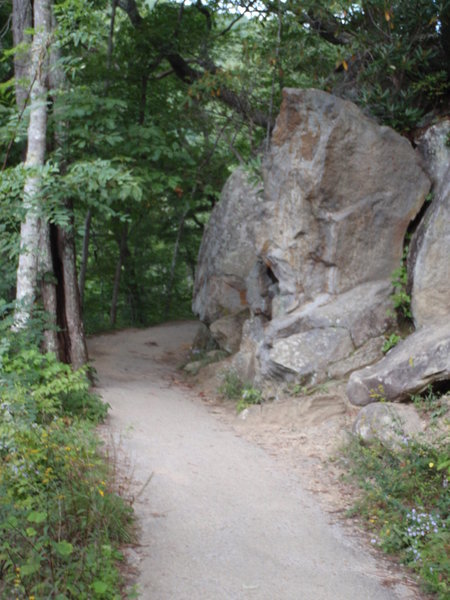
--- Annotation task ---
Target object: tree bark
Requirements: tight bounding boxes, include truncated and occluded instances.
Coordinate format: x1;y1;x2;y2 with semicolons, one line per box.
14;0;51;329
57;206;88;369
39;220;59;355
12;0;32;111
48;13;88;368
164;209;188;319
78;208;92;311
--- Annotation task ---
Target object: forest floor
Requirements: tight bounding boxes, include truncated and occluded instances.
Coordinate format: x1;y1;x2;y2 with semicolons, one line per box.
88;321;427;600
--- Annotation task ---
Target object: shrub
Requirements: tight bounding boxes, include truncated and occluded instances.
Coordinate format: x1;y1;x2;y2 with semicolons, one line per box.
0;344;133;598
218;369;244;400
236;387;263;414
340;435;449;599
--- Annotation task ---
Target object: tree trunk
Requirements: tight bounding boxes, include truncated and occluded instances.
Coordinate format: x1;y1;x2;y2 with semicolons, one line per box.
39;220;59;355
12;0;32;111
78;208;92;311
110;223;128;327
14;0;51;329
57;205;88;369
164;209;188;319
48;15;88;368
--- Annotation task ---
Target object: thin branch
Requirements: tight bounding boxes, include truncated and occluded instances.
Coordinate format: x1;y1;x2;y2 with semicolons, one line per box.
215;0;258;38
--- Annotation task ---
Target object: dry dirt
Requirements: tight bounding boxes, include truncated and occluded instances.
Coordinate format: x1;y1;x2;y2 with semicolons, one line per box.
89;321;428;600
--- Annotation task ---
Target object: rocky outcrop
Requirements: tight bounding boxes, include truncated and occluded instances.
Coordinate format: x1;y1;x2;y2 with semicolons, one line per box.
193;88;431;385
410;120;450;327
347;320;450;406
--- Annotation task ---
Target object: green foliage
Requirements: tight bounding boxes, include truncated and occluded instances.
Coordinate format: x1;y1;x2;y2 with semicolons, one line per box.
391;251;412;320
411;387;449;422
368;384;386;402
218;370;263;413
218;369;244;400
382;333;401;353
340;435;450;598
340;0;450;131
236;386;263;414
0;339;133;598
288;382;329;397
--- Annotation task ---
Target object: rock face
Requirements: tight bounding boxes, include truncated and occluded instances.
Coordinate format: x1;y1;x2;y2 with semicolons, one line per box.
410;120;450;327
192;169;265;324
263;89;429;306
347;320;450;406
209;310;249;354
193;88;431;386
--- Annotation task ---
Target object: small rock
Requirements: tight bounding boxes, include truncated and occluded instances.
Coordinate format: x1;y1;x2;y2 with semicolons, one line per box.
347;320;450;405
353;403;424;448
183;361;203;376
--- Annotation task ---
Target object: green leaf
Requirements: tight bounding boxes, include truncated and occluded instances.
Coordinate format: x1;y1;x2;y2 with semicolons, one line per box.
92;580;108;594
27;511;47;524
21;559;41;575
26;527;37;537
54;540;74;557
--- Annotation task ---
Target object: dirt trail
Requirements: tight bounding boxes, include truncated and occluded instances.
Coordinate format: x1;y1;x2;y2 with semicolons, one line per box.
89;322;421;600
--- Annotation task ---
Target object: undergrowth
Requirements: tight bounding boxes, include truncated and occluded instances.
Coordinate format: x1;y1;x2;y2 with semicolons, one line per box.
340;434;449;599
218;370;262;413
0;326;134;598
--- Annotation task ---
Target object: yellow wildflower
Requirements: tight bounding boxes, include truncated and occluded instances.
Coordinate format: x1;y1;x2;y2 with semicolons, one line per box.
429;462;434;468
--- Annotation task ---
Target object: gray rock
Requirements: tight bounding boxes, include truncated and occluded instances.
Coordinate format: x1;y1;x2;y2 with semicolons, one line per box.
265;327;354;383
191;322;218;353
205;349;229;362
410;120;450;327
193;88;430;385
327;336;385;380
258;282;393;384
353;403;424;448
263;88;430;305
231;316;267;381
183;361;203;376
347;321;450;406
192;169;264;323
264;281;394;348
210;310;250;354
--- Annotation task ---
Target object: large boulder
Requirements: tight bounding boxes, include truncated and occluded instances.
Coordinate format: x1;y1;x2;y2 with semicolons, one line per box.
410;120;450;327
347;320;450;406
261;89;430;306
193;88;431;384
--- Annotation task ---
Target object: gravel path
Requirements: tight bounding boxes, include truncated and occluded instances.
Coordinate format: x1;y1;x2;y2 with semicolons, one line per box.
89;322;419;600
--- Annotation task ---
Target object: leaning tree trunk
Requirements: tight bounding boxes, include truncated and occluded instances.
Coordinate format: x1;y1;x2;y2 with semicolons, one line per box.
14;0;52;328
